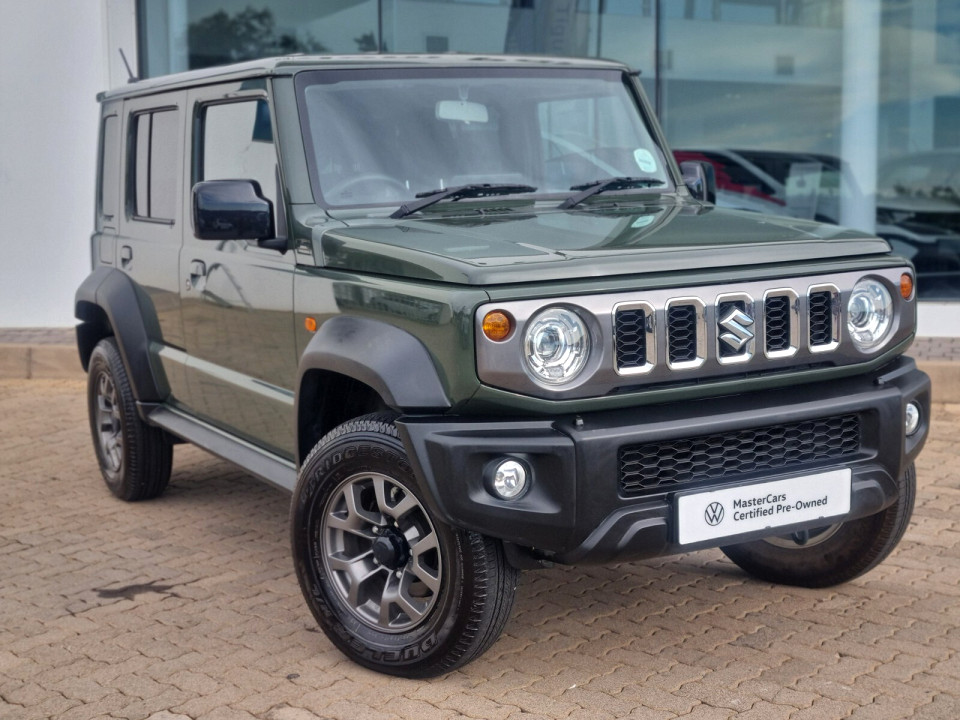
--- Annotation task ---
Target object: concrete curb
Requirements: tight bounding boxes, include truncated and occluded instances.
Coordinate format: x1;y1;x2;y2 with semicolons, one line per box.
1;342;957;403
0;344;84;381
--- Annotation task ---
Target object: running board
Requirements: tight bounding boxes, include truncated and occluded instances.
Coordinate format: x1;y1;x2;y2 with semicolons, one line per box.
148;406;297;493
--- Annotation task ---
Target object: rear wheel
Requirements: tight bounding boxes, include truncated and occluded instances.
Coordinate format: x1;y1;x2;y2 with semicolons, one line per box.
87;337;172;501
291;413;518;677
720;464;916;587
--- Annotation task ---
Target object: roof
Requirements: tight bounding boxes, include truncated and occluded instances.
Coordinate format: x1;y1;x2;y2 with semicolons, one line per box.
98;53;632;101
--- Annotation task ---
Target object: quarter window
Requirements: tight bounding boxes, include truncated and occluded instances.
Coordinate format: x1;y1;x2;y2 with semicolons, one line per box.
98;115;119;222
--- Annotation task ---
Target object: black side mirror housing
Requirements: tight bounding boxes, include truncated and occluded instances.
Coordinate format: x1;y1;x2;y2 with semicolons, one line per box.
193;180;276;243
679;161;717;204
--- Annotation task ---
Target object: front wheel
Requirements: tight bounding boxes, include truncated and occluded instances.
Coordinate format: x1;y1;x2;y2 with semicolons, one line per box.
291;414;518;677
721;464;916;587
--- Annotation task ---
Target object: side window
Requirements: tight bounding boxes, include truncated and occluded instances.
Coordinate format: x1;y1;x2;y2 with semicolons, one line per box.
129;108;179;221
98;115;119;223
197;99;277;208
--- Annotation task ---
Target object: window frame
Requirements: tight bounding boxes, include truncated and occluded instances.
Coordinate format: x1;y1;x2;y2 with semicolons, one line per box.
126;105;180;225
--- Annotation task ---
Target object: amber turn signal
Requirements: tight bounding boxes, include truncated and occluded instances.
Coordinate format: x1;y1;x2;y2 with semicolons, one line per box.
900;273;914;300
482;311;513;341
305;317;318;332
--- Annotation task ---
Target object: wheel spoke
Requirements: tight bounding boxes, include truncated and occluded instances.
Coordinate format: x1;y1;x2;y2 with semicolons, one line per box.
327;508;376;538
396;573;429;622
328;551;379;607
380;573;428;626
372;477;418;522
409;532;441;593
343;481;383;526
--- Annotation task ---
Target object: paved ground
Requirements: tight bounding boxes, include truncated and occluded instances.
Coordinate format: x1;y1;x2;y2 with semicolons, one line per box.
2;380;960;720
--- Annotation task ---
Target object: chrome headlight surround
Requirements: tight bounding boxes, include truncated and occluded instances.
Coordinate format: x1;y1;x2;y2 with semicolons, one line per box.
847;277;893;351
522;306;591;386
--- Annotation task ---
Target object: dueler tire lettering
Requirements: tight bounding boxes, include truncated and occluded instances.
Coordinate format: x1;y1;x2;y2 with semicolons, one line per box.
290;413;519;678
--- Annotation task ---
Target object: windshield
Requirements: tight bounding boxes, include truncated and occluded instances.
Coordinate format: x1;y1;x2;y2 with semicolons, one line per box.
295;67;671;209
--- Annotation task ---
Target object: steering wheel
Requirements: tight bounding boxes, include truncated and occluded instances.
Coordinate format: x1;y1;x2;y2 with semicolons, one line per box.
324;174;408;201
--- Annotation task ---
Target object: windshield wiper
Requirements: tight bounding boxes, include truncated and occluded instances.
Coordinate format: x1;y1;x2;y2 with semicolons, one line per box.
390;183;537;219
559;176;665;210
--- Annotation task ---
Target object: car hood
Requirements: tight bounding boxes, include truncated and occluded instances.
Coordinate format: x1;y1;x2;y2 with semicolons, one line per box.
317;200;892;285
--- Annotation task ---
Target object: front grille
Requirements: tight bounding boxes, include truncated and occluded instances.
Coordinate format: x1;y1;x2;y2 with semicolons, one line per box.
765;295;791;352
809;291;833;346
619;414;861;494
614;308;647;370
613;284;839;376
668;304;698;363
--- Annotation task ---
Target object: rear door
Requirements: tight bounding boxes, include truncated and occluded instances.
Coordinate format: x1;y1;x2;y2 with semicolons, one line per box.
178;80;297;459
117;92;190;401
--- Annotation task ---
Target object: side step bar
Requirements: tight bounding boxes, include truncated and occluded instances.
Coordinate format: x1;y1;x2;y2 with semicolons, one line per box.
149;406;297;493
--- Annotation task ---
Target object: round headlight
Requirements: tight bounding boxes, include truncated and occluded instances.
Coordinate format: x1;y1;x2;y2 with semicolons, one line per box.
847;278;893;350
523;307;590;385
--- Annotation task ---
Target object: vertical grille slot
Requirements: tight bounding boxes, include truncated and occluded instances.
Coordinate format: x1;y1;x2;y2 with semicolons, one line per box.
667;304;698;364
765;295;791;352
809;290;834;346
615;308;647;370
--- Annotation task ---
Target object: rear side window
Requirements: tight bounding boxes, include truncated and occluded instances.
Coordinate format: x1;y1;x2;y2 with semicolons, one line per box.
129;108;179;221
98;115;119;222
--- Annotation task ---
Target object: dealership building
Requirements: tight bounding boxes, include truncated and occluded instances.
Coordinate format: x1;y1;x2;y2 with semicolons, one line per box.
1;0;958;333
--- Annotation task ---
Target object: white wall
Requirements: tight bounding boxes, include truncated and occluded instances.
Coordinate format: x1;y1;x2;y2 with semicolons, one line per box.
0;1;108;327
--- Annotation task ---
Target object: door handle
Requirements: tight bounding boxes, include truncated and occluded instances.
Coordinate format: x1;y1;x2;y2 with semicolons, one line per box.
120;245;132;269
187;260;207;291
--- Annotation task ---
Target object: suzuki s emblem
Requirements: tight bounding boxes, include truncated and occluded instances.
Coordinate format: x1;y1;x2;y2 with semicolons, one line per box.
704;502;725;526
719;307;755;352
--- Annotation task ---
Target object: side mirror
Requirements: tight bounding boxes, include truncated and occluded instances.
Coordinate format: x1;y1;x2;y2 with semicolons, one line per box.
679;161;717;204
193;180;274;242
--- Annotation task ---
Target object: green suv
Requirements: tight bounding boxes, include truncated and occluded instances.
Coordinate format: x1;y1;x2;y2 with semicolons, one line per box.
77;55;930;677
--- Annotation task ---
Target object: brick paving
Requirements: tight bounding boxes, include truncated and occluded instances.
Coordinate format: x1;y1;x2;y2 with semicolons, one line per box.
2;379;960;720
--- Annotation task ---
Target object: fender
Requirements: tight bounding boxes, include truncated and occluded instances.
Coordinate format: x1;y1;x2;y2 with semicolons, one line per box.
298;313;453;421
298;315;451;410
74;266;168;403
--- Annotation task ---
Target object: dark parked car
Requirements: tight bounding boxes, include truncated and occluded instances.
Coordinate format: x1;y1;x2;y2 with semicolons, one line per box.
674;148;960;298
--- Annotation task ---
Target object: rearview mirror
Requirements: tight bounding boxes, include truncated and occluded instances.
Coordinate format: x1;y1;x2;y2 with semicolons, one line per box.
679;161;717;204
193;180;274;241
436;100;489;124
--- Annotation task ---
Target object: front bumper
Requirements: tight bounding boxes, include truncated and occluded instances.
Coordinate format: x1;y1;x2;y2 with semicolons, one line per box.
396;356;930;565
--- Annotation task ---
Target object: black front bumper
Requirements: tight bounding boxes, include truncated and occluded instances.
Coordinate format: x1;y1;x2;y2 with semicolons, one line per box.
396;357;930;565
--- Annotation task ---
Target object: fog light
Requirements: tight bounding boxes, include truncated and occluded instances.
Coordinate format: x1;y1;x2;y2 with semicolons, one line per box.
492;460;527;499
905;402;921;436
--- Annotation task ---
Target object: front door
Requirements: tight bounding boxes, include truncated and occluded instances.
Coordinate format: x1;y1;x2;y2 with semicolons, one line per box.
179;81;297;458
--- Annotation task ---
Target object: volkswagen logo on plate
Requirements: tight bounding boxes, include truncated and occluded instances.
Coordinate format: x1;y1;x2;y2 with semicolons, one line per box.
704;501;725;526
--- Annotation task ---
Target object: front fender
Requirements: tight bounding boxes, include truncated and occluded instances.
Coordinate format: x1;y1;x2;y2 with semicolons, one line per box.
297;316;452;413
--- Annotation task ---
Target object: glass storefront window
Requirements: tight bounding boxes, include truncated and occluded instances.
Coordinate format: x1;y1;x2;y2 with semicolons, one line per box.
137;0;960;299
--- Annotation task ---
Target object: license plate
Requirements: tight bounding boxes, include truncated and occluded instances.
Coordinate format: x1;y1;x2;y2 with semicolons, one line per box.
676;469;852;545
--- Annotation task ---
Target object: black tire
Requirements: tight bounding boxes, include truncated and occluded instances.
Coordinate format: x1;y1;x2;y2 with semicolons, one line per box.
87;337;172;501
720;464;916;587
291;413;519;678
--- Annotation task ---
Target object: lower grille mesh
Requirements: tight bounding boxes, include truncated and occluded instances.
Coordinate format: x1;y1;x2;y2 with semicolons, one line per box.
619;414;861;494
